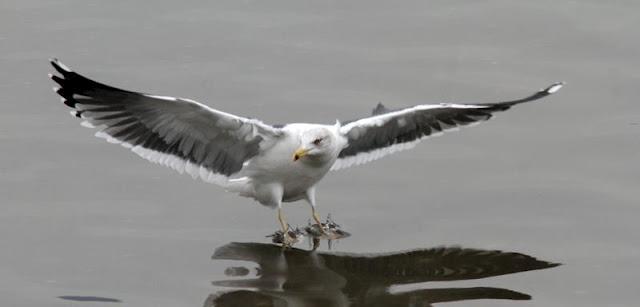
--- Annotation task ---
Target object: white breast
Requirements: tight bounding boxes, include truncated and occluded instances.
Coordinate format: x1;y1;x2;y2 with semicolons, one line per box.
241;124;337;204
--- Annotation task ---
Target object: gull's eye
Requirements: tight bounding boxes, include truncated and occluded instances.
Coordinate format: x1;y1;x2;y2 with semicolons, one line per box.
312;138;322;145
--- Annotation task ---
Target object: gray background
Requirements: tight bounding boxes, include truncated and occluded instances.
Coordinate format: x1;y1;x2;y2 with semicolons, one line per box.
1;0;638;306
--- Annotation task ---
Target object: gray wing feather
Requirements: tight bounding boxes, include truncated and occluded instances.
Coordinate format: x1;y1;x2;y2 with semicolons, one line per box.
333;83;563;170
50;59;281;182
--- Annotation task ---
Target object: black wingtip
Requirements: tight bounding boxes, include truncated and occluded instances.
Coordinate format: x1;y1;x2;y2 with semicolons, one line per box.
493;81;565;108
542;82;565;94
50;58;73;75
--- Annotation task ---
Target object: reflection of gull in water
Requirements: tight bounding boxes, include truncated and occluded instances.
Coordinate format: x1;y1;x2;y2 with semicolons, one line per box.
206;242;559;307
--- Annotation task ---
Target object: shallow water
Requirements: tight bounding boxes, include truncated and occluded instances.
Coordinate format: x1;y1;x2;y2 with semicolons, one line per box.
1;1;639;306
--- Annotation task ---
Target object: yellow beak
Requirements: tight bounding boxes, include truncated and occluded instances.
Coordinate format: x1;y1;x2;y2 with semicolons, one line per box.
293;148;310;161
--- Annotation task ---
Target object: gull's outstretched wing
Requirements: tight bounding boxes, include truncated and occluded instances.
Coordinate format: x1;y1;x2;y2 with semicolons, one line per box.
332;82;563;170
49;59;282;186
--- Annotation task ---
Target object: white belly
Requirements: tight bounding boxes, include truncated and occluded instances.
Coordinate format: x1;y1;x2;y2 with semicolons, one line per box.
238;133;335;206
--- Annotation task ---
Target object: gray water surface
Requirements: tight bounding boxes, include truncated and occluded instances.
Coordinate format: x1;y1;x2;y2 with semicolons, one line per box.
1;1;639;306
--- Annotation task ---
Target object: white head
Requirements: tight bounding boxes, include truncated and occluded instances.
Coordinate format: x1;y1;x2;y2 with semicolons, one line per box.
293;127;336;162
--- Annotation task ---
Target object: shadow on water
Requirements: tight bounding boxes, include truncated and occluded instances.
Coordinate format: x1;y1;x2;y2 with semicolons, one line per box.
205;242;559;307
58;296;122;303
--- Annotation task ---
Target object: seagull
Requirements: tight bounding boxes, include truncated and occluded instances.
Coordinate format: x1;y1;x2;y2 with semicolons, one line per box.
49;59;563;234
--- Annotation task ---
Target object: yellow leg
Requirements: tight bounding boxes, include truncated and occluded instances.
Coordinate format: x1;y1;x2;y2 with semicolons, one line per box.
311;206;327;234
312;207;322;225
278;207;289;233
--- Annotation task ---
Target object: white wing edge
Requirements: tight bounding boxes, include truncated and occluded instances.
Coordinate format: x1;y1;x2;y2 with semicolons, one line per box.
93;130;236;186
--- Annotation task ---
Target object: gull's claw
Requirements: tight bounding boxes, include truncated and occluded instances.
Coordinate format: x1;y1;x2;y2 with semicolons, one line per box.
267;227;305;247
312;212;329;235
305;215;350;241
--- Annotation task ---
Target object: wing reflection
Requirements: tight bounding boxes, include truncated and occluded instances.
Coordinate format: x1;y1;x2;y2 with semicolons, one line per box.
206;242;559;307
